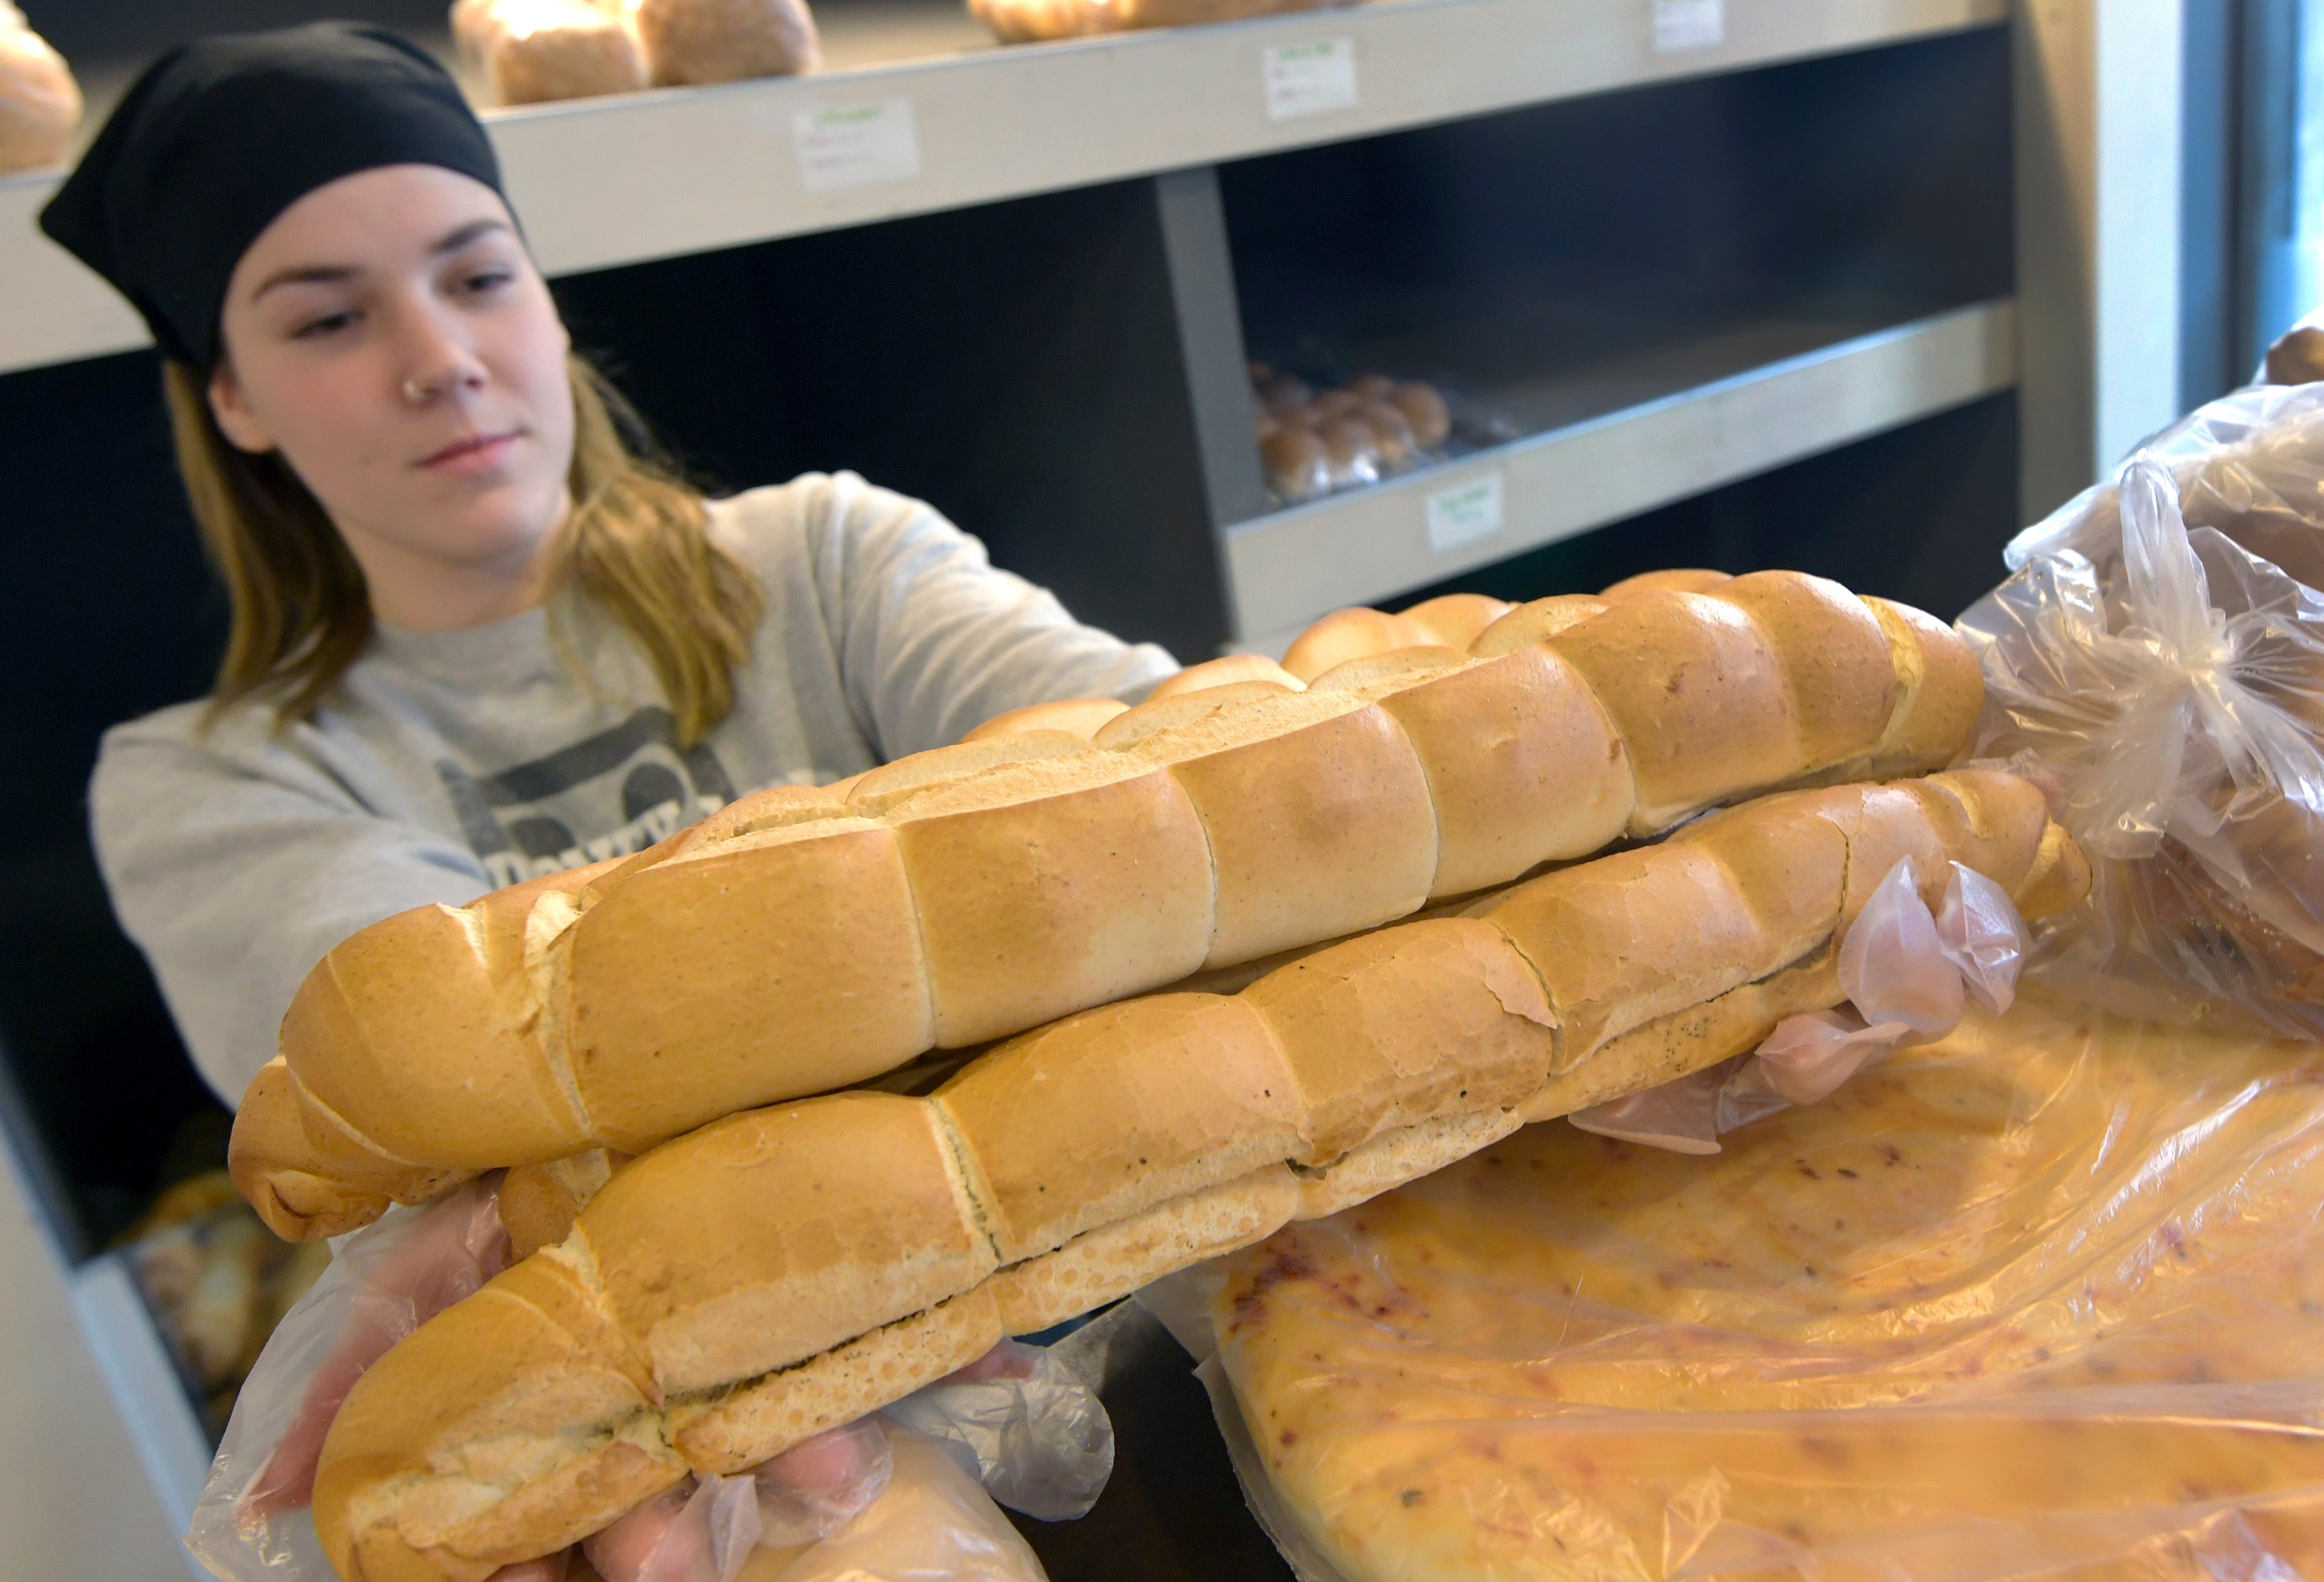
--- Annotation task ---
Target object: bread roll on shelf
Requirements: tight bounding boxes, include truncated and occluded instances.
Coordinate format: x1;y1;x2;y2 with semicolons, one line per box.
234;569;1988;1241
310;770;2089;1581
970;0;1347;44
625;0;819;85
0;11;80;174
454;0;648;106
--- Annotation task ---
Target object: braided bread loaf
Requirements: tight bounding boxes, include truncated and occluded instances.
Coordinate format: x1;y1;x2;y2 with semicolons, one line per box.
234;571;1980;1240
310;770;2086;1581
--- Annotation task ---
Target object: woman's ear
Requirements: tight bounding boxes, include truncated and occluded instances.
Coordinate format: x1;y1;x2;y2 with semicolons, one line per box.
207;359;276;454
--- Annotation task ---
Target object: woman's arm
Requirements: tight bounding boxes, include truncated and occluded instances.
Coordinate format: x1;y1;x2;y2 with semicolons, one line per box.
91;714;494;1108
762;473;1181;761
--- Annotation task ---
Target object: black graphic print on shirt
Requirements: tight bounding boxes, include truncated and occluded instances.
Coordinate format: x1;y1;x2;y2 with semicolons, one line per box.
436;705;741;887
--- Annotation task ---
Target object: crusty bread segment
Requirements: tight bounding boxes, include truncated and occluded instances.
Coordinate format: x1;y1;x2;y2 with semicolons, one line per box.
567;823;933;1151
1550;591;1802;834
1245;918;1557;1158
934;995;1304;1260
1488;842;1771;1071
1470;594;1612;656
283;900;583;1169
315;1252;679;1580
230;1059;454;1241
666;1291;1004;1476
988;1165;1302;1335
1377;647;1633;898
1152;702;1439;967
1705;572;1898;769
894;765;1215;1045
582;1093;994;1396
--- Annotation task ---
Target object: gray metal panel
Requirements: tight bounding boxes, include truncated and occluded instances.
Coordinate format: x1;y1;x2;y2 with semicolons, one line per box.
71;1255;214;1576
1153;166;1270;532
1222;299;2017;643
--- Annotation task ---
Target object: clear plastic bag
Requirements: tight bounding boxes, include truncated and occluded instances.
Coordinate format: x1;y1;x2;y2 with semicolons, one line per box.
1962;392;2324;1038
1180;990;2324;1582
1568;858;2027;1153
186;1178;511;1580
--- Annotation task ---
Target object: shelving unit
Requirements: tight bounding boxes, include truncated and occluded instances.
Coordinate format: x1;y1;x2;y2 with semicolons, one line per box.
0;0;2195;1575
0;0;2001;373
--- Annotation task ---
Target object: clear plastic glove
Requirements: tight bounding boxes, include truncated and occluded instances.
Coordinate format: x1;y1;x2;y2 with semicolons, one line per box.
1570;859;2028;1153
882;1338;1115;1521
764;1431;1047;1582
186;1178;510;1581
584;1472;761;1582
750;1418;893;1548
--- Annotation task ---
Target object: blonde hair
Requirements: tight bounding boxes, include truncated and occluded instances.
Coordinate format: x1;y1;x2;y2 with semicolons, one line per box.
161;355;764;745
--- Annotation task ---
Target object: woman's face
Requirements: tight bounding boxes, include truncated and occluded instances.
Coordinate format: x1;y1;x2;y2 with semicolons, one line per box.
209;164;574;628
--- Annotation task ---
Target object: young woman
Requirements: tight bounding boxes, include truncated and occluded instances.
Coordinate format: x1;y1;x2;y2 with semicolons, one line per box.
44;25;1177;1110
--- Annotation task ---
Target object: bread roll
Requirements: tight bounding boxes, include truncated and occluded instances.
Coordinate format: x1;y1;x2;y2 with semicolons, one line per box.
1397;592;1509;650
1144;652;1305;700
1355;399;1417;467
1260;427;1331;502
1318;416;1384;487
955;697;1127;742
626;0;818;85
245;573;1987;1240
313;771;2088;1579
1602;567;1732;600
457;0;648;106
0;18;79;175
1390;382;1451;449
1470;594;1610;655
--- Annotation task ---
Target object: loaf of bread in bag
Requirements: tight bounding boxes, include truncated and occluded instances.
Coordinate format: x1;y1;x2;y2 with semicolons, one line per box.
311;771;2086;1580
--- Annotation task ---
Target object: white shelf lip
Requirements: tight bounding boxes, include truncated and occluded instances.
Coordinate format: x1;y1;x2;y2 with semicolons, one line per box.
0;0;2003;376
1222;297;2020;644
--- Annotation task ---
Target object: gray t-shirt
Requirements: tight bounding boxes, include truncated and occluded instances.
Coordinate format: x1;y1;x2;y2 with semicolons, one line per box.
92;472;1179;1106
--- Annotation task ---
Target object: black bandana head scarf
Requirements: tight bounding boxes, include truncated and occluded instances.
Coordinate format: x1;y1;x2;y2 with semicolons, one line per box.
39;24;504;372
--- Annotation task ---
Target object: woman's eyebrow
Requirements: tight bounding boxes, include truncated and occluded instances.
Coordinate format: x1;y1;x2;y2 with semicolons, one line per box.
431;217;512;255
247;218;512;302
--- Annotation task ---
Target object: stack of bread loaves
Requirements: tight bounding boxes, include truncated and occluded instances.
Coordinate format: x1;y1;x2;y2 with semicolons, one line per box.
0;2;80;174
307;765;2088;1578
451;0;816;106
232;568;1985;1242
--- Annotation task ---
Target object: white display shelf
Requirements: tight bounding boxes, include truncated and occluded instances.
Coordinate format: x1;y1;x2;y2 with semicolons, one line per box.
1224;297;2018;644
0;0;2003;375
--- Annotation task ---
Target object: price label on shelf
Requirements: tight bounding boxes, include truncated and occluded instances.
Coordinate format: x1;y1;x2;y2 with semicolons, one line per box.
1651;0;1725;51
1426;472;1505;554
792;97;922;194
1263;39;1359;121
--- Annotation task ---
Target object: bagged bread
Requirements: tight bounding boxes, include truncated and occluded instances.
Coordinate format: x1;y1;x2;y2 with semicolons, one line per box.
1200;990;2324;1582
306;772;2087;1581
236;570;1985;1242
0;9;81;174
453;0;649;105
1963;394;2324;1038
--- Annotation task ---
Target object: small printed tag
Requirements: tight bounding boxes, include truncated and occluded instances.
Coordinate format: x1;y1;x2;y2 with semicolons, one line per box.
792;98;922;194
1652;0;1725;51
1263;39;1360;121
1427;472;1505;554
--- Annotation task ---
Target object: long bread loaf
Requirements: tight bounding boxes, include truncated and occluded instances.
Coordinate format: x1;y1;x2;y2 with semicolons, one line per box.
236;570;1981;1240
309;770;2085;1581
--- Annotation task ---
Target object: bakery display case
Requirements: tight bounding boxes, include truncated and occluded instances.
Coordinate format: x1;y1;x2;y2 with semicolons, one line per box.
0;0;2197;1576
